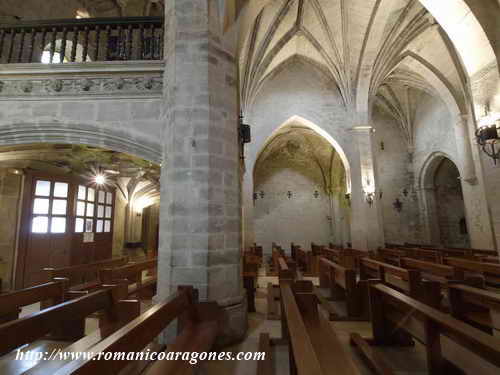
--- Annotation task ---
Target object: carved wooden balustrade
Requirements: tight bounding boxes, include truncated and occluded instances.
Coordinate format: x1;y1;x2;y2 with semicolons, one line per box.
0;17;163;64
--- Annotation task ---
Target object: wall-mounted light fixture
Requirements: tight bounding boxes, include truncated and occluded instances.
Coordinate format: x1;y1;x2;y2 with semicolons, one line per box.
259;191;265;199
393;198;403;212
380;141;385;151
402;188;409;197
313;190;319;198
253;192;258;201
365;191;376;206
239;112;251;159
287;191;293;199
379;190;383;199
475;104;500;164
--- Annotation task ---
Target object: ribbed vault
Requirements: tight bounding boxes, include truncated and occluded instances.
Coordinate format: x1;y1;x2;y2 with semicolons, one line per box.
238;0;485;148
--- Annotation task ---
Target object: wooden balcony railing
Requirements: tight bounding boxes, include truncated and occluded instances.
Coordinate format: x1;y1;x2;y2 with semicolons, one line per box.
0;17;163;64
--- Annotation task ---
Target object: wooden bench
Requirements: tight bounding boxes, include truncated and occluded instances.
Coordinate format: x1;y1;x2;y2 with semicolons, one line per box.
317;257;370;320
444;257;500;287
359;258;441;308
280;279;361;375
449;284;500;336
322;247;357;269
99;258;157;299
355;282;500;375
296;247;319;276
267;256;296;320
0;283;139;357
0;279;67;324
376;248;406;266
44;257;129;292
257;333;273;375
244;253;261;313
46;286;221;375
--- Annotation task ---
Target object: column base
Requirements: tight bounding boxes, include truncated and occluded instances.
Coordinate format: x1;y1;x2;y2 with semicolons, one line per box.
215;295;248;348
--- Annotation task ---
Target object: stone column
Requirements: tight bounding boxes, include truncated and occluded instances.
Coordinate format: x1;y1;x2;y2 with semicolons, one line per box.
454;114;477;184
459;113;497;250
157;0;246;345
242;173;255;249
350;126;385;250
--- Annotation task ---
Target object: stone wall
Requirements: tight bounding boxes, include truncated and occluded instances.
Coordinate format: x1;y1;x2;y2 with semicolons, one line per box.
0;62;164;164
0;169;22;291
435;159;470;247
372;107;422;244
254;167;333;253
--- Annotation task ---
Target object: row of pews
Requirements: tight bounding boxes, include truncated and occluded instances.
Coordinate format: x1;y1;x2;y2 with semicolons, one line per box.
0;256;189;374
263;241;500;374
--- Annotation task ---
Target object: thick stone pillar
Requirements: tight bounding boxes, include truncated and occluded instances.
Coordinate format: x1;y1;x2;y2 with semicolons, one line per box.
350;126;385;250
455;114;477;184
460;113;497;250
157;0;246;345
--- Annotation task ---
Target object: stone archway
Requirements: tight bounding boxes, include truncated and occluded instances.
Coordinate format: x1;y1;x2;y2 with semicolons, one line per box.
419;152;470;247
244;116;352;251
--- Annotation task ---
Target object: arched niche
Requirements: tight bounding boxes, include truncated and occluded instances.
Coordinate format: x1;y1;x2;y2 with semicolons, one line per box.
419;152;470;247
250;116;351;251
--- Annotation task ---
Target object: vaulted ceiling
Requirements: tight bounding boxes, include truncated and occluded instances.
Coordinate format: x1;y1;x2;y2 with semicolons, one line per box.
255;124;346;195
239;0;471;144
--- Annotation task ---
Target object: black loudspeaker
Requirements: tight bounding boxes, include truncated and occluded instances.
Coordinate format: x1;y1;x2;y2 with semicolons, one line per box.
240;124;251;144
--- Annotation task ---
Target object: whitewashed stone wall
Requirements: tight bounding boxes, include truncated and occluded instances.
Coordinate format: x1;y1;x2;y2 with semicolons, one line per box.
0;62;164;163
254;168;332;253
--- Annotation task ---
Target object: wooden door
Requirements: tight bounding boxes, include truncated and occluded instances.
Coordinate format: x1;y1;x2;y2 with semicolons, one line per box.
22;176;73;287
16;174;116;288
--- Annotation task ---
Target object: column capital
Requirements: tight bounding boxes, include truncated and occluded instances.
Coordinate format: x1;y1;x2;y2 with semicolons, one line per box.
456;113;470;126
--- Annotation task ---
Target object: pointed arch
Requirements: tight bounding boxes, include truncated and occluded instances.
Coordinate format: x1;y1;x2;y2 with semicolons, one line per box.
253;115;351;193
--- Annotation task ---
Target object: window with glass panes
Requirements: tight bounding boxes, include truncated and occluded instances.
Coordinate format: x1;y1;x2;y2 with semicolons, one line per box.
31;180;69;234
75;185;113;233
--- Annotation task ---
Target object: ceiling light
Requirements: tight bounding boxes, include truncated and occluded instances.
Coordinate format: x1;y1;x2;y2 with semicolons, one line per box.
94;174;106;185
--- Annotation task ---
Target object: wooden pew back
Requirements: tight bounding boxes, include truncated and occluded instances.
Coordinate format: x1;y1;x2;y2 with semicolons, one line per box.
99;258;158;298
444;257;500;286
0;283;137;356
280;280;361;375
449;284;500;335
0;280;66;324
369;283;500;374
44;257;129;290
52;286;221;375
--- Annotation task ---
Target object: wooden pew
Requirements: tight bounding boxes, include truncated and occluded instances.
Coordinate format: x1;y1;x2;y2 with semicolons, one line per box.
46;286;221;375
0;279;67;324
376;248;406;266
0;283;139;357
44;257;129;291
322;247;357;269
400;257;463;283
257;333;273;375
295;247;319;276
267;255;296;320
318;257;368;320
444;257;500;287
99;258;157;299
355;283;500;375
244;253;261;313
280;279;362;375
449;284;500;336
359;258;441;308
